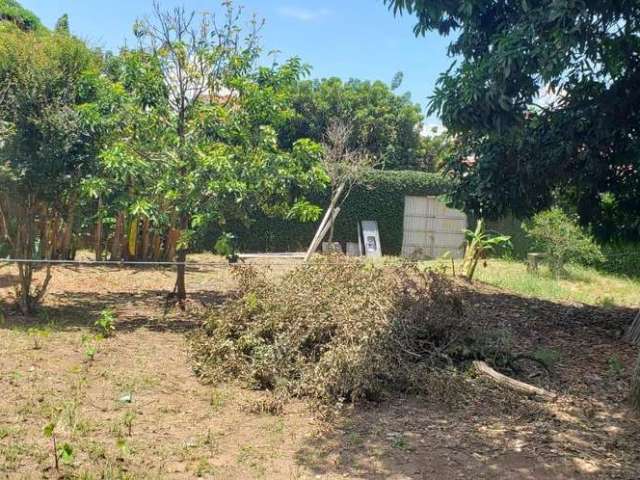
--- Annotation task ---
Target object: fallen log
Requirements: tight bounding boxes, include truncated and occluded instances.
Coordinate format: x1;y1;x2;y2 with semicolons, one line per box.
472;361;555;400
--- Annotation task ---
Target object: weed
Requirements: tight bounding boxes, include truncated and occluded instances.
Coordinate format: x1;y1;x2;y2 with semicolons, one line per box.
346;431;363;447
608;355;625;376
597;296;616;308
532;348;561;369
123;410;135;437
81;334;99;362
58;442;74;465
116;437;130;457
95;308;116;337
209;388;226;412
27;326;50;350
84;344;97;362
391;434;409;450
195;458;215;477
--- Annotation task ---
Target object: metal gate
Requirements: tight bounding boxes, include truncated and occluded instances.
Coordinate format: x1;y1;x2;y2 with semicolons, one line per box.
401;196;467;259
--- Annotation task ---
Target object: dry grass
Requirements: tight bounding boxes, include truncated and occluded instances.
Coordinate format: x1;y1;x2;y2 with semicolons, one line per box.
1;253;639;479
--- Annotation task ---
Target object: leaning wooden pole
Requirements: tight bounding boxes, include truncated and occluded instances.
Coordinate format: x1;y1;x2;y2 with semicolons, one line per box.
305;182;345;261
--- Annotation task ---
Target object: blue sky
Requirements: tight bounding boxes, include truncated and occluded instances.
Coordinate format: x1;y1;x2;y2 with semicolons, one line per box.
21;1;454;124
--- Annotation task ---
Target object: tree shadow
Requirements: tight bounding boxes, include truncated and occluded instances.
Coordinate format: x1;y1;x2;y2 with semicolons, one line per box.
294;286;639;479
0;272;18;289
0;287;230;334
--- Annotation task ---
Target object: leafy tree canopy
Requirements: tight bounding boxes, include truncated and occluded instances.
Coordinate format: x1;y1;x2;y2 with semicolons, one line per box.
279;77;425;170
387;0;640;240
0;0;42;31
54;14;69;34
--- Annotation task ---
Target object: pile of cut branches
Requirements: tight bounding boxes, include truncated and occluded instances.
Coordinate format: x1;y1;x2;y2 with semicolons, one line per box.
191;257;471;404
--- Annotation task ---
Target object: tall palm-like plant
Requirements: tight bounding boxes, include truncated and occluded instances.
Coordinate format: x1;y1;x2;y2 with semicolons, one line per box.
462;219;511;281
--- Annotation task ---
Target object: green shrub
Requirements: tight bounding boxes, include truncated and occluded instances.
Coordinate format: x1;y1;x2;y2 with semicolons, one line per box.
190;256;467;404
524;208;604;274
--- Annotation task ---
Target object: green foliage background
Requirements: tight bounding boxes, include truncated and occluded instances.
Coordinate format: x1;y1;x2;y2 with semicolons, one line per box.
197;170;453;254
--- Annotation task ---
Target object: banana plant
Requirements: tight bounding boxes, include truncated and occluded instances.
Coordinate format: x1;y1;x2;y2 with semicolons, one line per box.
462;219;511;281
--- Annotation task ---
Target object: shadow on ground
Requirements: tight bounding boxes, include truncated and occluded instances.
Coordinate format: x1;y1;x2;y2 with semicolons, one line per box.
0;288;230;333
293;286;639;479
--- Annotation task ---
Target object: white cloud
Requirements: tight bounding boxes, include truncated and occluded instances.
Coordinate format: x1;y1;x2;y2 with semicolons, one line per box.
277;6;331;22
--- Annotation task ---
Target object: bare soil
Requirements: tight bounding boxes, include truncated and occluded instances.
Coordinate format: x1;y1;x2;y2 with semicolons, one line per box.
1;258;639;479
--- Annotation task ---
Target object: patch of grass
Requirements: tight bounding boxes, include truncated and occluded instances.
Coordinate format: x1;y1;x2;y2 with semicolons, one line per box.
469;259;640;307
608;355;625;377
532;348;561;369
209;388;227;412
390;434;410;451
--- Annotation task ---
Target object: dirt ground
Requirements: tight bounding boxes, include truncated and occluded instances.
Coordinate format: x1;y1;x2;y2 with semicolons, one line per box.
1;256;639;479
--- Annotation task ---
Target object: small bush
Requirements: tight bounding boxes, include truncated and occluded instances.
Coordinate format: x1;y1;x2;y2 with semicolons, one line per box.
191;256;467;404
524;208;604;274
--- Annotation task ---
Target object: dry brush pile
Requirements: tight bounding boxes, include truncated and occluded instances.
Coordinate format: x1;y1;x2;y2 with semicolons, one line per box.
191;257;503;405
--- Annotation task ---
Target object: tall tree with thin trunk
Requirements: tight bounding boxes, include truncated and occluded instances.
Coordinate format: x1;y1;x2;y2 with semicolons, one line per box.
103;1;327;306
130;0;263;302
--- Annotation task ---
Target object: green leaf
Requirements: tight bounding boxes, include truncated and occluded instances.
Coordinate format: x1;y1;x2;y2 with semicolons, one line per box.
42;422;55;438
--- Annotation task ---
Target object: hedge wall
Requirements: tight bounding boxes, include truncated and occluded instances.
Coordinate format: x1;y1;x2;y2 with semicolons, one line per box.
196;170;453;255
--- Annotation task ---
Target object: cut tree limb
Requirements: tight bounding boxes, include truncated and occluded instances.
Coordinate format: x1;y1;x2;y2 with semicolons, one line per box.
624;310;640;346
472;361;555;400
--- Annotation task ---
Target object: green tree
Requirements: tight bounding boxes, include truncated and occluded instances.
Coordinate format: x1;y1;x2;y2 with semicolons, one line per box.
0;0;42;31
0;27;111;312
280;77;425;170
54;14;69;34
386;0;640;238
524;208;605;275
102;2;327;304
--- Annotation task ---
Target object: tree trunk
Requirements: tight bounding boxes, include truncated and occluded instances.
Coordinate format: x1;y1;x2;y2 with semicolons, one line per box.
38;203;49;259
94;196;103;261
128;216;139;260
165;228;179;261
60;195;78;260
631;351;640;413
151;231;162;261
111;212;125;260
141;216;151;260
175;249;187;304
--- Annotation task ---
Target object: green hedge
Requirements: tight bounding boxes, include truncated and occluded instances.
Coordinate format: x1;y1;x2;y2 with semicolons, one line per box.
196;170;453;255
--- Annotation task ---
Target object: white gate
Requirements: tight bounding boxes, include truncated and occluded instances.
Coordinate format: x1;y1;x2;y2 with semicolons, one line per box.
401;196;467;259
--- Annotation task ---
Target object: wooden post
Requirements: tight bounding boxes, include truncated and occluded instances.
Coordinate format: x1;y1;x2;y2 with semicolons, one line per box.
94;196;103;261
304;182;345;261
